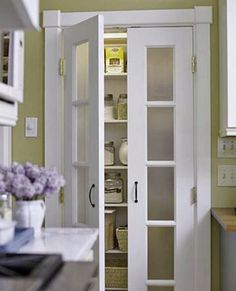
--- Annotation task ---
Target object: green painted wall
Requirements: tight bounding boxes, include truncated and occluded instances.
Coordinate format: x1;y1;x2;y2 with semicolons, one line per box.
12;0;235;290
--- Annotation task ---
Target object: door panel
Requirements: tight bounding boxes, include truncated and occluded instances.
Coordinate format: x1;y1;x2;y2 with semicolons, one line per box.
63;15;104;291
128;27;194;291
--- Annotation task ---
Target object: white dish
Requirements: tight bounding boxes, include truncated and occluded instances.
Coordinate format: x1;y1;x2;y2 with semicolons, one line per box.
0;219;16;246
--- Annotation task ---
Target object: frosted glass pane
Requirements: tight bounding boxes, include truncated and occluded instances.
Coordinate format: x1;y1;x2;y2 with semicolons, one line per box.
147;48;173;101
148;227;174;280
77;167;89;225
148;167;174;220
148;108;174;161
148;287;174;291
76;42;89;100
77;105;88;162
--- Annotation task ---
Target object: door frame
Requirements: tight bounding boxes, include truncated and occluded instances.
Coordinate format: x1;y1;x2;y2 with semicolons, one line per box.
43;7;212;291
0;127;12;166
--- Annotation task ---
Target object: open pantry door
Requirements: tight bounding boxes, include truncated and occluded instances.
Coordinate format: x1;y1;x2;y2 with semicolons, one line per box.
63;15;104;290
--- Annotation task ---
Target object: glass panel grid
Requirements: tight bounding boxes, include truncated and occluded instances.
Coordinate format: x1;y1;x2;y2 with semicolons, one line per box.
76;42;89;101
147;47;173;101
147;107;174;161
147;227;174;280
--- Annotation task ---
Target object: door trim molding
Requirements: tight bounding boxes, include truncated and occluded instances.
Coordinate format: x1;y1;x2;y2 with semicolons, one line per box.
43;7;212;290
0;127;12;165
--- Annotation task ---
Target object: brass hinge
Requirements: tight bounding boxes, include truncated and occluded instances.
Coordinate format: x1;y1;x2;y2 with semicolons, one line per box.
192;56;197;73
59;58;65;76
59;187;65;204
191;187;197;205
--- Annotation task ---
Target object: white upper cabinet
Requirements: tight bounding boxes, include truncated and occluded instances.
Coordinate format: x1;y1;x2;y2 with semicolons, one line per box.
0;0;39;30
219;0;236;136
0;0;39;126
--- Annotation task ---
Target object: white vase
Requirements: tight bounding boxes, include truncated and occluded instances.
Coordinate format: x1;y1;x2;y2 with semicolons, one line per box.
13;200;46;235
119;138;128;165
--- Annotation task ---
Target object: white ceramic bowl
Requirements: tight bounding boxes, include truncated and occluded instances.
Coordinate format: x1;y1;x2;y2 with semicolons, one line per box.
0;219;16;245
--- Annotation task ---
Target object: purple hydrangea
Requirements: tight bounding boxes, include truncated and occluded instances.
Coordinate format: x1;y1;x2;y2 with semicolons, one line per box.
0;162;65;201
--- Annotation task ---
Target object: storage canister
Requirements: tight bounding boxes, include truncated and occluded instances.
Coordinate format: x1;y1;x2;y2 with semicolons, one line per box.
105;94;115;120
117;94;127;120
105;141;115;166
105;172;123;203
119;138;128;165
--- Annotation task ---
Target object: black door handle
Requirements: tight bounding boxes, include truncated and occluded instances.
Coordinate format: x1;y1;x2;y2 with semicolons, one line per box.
134;181;138;203
89;184;95;208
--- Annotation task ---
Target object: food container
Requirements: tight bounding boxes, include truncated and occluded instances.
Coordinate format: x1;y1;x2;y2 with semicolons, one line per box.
105;94;115;120
105;141;115;166
105;172;123;203
105;47;124;74
0;219;16;246
117;94;127;120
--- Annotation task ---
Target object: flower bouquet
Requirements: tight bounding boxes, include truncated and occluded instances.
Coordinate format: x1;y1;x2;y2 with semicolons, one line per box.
0;162;65;232
0;162;65;200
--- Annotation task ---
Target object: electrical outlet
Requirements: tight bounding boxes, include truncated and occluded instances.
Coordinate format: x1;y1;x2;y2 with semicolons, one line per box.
218;165;236;186
218;137;236;158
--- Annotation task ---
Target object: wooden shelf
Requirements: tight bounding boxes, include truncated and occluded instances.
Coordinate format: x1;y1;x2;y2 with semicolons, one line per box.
105;203;128;208
105;165;127;170
105;119;127;124
105;248;127;254
212;208;236;232
106;288;128;290
104;72;127;78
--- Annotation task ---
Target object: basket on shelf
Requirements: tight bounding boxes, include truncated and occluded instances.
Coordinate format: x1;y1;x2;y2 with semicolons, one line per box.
116;226;128;252
105;256;128;289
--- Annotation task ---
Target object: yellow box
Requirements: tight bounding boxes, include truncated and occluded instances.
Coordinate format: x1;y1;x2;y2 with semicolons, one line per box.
105;47;124;73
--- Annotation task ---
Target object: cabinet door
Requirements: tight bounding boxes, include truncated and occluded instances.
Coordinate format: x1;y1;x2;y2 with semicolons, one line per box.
128;27;194;291
63;15;104;290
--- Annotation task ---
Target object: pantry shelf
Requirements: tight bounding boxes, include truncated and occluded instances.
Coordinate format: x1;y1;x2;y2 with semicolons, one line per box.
105;119;127;124
104;72;127;78
105;165;127;170
105;288;128;291
105;203;128;207
105;248;127;254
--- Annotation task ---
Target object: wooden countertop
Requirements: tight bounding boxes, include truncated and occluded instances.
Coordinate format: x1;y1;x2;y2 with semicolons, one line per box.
212;208;236;232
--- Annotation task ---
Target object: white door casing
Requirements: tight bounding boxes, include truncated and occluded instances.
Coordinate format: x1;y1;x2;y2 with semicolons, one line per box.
0;127;12;166
63;15;104;290
43;8;212;291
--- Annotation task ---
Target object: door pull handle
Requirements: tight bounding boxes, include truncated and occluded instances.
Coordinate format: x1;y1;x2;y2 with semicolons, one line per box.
89;184;95;208
134;181;138;203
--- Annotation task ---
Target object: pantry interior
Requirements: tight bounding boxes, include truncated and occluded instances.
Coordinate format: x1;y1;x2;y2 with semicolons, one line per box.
104;30;129;290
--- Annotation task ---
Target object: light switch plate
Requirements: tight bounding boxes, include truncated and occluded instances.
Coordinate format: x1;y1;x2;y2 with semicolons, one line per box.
25;117;38;137
218;137;236;158
218;165;236;186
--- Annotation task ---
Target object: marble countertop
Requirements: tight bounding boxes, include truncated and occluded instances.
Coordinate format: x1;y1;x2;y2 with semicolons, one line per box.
18;228;98;261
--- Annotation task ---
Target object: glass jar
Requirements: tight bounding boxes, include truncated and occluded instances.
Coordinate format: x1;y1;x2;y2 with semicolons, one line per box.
119;138;128;165
105;94;115;120
117;93;127;120
0;194;12;221
105;141;115;166
105;172;123;203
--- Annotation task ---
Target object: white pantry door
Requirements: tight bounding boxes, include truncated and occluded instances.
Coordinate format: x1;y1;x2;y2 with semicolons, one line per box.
128;27;194;291
63;15;104;290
